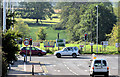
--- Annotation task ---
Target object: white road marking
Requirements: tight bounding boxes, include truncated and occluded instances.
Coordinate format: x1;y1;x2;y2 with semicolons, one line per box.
24;62;26;71
53;65;56;67
58;70;60;72
85;70;88;72
65;64;78;75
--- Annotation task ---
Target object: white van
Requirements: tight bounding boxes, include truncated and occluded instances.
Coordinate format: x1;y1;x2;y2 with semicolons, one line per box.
89;59;109;77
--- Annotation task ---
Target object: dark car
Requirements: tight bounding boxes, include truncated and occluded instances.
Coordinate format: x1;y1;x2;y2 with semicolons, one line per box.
20;47;46;56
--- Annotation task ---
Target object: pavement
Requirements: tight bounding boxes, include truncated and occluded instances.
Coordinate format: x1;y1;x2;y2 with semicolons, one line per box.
7;55;43;76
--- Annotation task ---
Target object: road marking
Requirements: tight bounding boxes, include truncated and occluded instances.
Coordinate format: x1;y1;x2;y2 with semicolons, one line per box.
65;64;78;75
24;62;26;71
40;62;48;73
85;70;88;72
64;64;67;66
58;70;60;72
53;65;56;67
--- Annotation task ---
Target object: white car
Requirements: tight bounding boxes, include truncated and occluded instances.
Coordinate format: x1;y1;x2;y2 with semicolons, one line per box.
89;59;109;77
54;47;80;58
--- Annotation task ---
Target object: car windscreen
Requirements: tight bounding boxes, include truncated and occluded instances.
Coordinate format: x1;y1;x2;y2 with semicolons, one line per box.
94;60;102;67
103;60;107;66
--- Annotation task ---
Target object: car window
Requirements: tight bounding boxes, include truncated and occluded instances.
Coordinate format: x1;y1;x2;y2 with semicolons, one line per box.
67;47;71;51
26;47;30;50
94;60;102;67
35;48;39;50
74;47;78;51
22;47;26;50
32;47;35;50
67;47;73;51
63;48;67;51
103;60;107;66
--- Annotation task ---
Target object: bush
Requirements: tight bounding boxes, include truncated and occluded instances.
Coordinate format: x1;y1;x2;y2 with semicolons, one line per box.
2;29;21;63
37;28;47;40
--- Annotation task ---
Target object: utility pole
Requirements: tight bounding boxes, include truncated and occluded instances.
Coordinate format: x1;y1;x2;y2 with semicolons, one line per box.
3;0;6;32
91;10;93;53
6;0;8;12
58;33;59;50
96;5;98;53
12;3;14;30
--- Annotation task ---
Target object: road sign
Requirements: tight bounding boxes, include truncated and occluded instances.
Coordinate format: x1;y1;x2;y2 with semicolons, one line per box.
90;43;94;46
33;42;40;47
80;45;84;48
56;39;65;47
23;39;29;46
44;41;55;47
101;41;108;46
116;43;120;47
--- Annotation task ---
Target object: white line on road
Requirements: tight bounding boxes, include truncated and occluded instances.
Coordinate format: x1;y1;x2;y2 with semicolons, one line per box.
24;62;26;71
64;64;78;75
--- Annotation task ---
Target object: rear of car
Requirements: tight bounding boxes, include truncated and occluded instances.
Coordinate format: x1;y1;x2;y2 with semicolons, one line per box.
20;47;46;56
90;59;109;77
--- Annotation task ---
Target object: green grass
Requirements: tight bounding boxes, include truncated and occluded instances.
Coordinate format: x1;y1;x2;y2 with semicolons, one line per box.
15;13;67;40
21;43;118;54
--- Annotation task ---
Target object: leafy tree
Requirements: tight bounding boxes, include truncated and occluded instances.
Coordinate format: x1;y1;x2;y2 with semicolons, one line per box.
14;21;30;38
6;10;16;30
106;24;118;46
37;28;47;40
18;2;54;23
55;2;117;43
2;29;22;63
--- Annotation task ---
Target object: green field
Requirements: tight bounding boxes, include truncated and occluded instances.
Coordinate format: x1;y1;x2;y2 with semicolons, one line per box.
16;14;67;40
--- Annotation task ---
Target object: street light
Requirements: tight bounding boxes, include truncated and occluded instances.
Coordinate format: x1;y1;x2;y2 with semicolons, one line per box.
96;5;98;53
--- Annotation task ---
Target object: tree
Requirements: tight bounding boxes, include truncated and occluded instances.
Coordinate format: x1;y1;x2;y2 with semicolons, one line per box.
18;2;54;23
14;21;30;38
106;24;118;46
37;28;47;40
6;10;16;30
55;2;117;43
2;29;22;63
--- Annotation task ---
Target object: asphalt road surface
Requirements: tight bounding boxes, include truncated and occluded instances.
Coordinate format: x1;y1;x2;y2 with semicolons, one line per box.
21;54;119;76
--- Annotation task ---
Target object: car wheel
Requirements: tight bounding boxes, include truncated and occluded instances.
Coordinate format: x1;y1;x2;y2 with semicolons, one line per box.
104;72;109;77
56;53;61;58
38;53;42;56
21;53;26;56
72;53;77;58
92;74;94;77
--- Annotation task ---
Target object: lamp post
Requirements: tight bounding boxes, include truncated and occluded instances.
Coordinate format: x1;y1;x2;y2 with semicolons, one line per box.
3;0;6;32
96;5;98;53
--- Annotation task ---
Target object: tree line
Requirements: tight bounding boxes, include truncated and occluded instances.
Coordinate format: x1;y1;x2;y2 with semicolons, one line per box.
54;2;117;44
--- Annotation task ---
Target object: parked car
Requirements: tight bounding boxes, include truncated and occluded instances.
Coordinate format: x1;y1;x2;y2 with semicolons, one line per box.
89;59;109;77
20;47;46;56
54;47;80;58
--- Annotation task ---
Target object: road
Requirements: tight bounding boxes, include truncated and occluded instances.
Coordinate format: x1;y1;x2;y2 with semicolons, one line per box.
19;54;119;76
